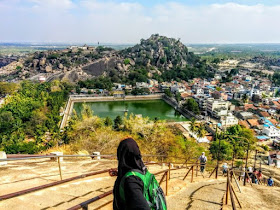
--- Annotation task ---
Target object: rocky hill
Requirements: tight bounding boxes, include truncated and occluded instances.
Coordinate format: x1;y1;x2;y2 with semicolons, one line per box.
0;35;213;83
121;34;191;69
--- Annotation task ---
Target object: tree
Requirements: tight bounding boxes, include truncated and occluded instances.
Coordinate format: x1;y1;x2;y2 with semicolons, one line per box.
0;80;70;154
104;117;113;127
189;118;198;133
183;98;200;114
175;92;181;103
0;82;18;95
164;89;172;97
124;58;130;65
252;94;261;103
114;116;123;130
81;104;93;119
210;125;256;161
76;86;81;94
242;94;249;103
196;123;207;138
210;140;233;160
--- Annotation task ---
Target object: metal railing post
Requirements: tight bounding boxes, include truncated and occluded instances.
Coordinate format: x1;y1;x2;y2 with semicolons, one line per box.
58;157;63;180
191;166;194;183
226;171;229;205
229;181;237;210
166;171;169;196
168;163;171;180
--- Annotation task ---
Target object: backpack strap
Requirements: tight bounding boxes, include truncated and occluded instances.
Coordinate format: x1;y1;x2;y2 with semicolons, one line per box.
119;170;153;204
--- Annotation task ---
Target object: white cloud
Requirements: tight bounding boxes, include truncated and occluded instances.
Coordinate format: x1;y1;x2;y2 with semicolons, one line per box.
0;1;280;43
29;0;75;10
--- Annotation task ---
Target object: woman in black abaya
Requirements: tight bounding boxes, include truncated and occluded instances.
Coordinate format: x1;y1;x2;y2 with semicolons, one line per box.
111;138;150;210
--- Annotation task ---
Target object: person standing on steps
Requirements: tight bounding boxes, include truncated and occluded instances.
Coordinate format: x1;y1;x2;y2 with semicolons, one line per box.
267;176;274;187
111;138;167;210
198;152;207;173
222;163;228;176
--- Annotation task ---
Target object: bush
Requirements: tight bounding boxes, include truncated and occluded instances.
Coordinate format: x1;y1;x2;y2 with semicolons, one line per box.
124;58;130;65
47;53;59;60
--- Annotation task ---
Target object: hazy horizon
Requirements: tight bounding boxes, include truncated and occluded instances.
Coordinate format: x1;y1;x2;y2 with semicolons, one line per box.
1;1;280;44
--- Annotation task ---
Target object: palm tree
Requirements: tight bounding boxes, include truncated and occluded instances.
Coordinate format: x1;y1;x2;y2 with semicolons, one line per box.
196;123;207;138
242;94;249;103
189;118;198;133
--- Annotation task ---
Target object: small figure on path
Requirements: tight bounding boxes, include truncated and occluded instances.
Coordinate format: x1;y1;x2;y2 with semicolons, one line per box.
267;176;274;187
251;169;258;184
198;152;207;173
257;170;263;180
239;167;245;181
222;163;228;176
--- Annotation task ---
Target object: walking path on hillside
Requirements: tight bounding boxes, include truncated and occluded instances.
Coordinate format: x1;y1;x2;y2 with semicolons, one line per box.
4;157;279;210
167;179;226;210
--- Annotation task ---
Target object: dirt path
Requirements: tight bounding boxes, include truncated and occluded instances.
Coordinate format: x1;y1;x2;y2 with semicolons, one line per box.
167;179;226;210
223;183;280;210
0;158;229;210
0;158;175;209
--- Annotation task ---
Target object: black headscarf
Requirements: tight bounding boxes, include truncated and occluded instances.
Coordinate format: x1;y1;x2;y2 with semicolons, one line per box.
117;138;146;178
113;138;148;210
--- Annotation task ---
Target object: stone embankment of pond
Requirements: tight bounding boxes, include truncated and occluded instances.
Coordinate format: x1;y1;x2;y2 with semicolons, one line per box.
60;94;163;129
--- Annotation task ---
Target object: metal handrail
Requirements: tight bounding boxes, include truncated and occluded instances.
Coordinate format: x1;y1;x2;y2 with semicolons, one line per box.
0;154;169;162
67;169;174;210
0;169;111;201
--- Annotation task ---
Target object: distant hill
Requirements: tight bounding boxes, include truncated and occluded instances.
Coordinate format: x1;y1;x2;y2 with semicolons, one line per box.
0;34;214;83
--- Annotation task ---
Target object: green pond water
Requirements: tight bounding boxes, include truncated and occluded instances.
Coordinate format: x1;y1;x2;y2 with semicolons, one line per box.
73;100;187;122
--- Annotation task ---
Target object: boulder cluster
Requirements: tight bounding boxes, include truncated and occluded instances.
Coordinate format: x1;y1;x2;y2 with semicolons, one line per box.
0;35;198;82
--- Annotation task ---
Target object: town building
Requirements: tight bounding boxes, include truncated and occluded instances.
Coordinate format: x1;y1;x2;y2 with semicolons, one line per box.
206;99;234;117
220;113;239;127
263;126;280;139
268;151;280;168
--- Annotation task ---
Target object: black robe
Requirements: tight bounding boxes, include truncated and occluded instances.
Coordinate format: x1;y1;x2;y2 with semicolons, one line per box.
113;138;150;210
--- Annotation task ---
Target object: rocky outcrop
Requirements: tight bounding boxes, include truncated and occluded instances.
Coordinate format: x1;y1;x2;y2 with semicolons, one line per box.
0;61;23;76
58;63;64;69
39;58;46;66
45;66;52;73
0;34;208;82
82;56;122;76
121;34;191;69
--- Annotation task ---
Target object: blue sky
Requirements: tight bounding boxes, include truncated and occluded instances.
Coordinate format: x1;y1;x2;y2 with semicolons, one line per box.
1;0;280;43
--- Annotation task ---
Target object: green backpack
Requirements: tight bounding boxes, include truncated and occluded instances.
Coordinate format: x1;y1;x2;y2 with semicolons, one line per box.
119;170;167;210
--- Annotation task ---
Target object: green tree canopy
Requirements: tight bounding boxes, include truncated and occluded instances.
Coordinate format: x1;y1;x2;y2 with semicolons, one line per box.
183;98;200;114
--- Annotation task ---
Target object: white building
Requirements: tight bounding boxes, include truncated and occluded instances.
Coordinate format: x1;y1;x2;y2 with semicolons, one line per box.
38;76;46;83
195;88;204;95
171;85;185;93
136;82;149;89
148;79;159;87
245;76;252;82
214;74;222;80
268;151;280;168
213;108;228;118
250;88;261;97
263;126;280;139
194;96;211;111
220;113;239;127
207;99;234;117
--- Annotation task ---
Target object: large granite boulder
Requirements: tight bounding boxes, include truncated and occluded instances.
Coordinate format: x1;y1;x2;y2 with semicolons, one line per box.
39;58;46;66
45;65;52;73
33;59;39;68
